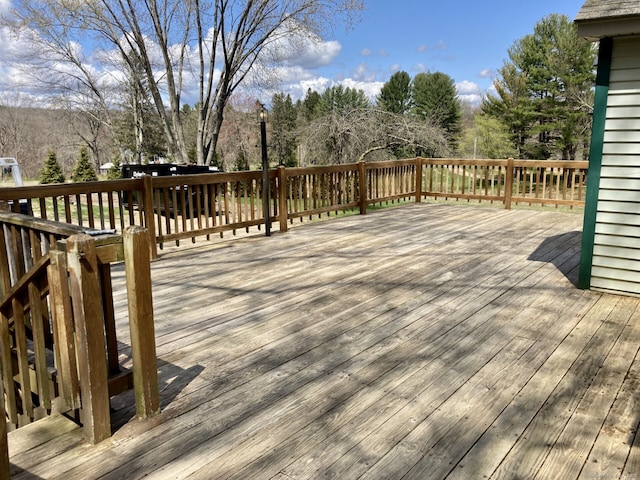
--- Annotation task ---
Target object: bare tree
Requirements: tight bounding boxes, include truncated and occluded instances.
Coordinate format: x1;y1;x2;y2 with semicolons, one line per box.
5;0;364;165
298;108;450;165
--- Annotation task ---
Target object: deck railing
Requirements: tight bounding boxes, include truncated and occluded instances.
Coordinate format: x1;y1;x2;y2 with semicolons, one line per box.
0;158;588;257
0;157;588;473
0;212;158;451
421;158;588;208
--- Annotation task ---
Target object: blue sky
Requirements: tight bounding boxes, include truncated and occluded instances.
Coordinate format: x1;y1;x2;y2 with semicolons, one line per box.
286;0;588;105
0;0;589;108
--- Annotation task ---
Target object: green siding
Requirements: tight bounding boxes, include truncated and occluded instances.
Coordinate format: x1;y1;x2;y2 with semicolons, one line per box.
579;37;613;289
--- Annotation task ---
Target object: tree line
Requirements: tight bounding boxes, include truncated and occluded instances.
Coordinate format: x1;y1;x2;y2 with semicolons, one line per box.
267;14;594;167
0;10;595;178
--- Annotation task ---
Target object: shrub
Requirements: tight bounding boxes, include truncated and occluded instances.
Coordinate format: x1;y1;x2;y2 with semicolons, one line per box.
39;150;66;184
107;156;122;180
72;146;98;182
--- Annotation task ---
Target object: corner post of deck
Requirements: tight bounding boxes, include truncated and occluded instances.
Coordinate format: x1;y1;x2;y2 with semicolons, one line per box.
358;160;367;215
415;157;423;203
141;175;158;260
66;234;111;444
123;225;159;419
277;165;288;233
504;158;514;210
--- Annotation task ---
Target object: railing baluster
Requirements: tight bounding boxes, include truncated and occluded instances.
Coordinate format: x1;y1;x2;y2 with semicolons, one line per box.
0;159;588;250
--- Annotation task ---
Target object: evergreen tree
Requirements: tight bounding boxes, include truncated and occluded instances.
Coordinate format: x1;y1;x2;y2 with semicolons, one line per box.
300;89;322;121
317;85;370;114
181;104;200;165
107;156;122;179
73;146;98;182
234;150;249;171
483;14;595;159
377;71;412;114
412;72;461;150
271;92;298;166
39;150;66;184
482;63;537;158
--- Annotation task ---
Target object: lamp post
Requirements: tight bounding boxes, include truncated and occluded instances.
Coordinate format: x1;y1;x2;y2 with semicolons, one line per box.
258;103;271;236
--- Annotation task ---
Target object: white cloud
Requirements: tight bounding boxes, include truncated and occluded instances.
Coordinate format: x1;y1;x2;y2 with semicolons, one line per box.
280;76;332;100
350;62;378;83
360;48;386;58
479;68;494;78
271;29;341;70
456;80;480;95
273;75;382;104
459;93;482;105
456;80;483;105
0;0;11;16
300;77;332;92
417;40;448;53
295;39;342;69
340;78;384;101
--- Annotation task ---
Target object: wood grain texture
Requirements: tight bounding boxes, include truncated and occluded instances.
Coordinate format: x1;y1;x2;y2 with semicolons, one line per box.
7;203;640;480
66;234;111;444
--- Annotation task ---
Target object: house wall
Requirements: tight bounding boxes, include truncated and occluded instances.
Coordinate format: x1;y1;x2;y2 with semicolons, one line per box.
591;36;640;294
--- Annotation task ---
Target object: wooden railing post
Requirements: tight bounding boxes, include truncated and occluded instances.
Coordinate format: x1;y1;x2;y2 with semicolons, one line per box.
358;160;367;215
66;234;111;444
48;249;81;410
505;158;514;210
0;224;17;428
123;226;159;419
0;376;9;480
415;157;423;203
277;166;288;233
141;175;158;260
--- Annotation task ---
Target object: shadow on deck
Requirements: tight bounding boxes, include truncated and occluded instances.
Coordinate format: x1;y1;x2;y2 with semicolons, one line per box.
8;203;640;480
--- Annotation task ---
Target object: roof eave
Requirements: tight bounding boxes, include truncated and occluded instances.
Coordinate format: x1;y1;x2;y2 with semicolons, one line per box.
576;17;640;41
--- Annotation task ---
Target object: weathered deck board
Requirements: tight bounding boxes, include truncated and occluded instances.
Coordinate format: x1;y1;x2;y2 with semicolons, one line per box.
8;203;640;479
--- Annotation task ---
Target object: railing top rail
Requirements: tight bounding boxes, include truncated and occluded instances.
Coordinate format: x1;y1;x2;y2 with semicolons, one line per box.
0;211;122;246
0;178;144;200
365;158;417;168
150;170;262;187
284;163;360;176
421;158;509;166
419;158;589;169
512;159;589;168
0;211;87;237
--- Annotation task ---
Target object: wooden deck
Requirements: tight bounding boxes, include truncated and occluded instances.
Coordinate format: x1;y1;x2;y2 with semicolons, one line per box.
8;203;640;479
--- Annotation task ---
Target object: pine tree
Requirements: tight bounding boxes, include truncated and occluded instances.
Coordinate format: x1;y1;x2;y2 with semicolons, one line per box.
377;71;412;114
39;150;66;184
412;72;461;151
482;14;595;159
271;92;298;167
107;156;122;180
73;146;98;182
300;89;322;121
317;85;370;115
